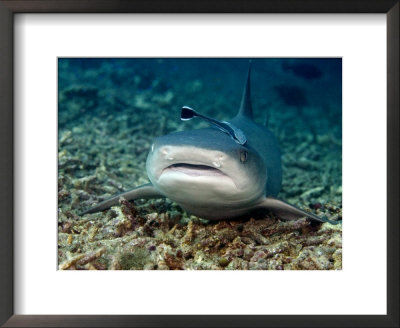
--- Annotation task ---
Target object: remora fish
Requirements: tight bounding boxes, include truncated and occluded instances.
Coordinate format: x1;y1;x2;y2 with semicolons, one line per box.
82;63;338;225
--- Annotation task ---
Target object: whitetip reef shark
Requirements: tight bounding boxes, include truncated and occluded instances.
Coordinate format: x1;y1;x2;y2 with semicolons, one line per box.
82;62;339;225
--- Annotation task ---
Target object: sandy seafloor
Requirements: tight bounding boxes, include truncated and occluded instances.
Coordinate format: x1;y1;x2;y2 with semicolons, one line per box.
58;58;342;270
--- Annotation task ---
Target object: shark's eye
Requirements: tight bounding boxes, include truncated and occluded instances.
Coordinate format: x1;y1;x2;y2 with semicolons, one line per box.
240;150;248;163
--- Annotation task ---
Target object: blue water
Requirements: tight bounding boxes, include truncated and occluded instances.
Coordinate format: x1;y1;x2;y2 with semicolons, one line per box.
59;58;341;131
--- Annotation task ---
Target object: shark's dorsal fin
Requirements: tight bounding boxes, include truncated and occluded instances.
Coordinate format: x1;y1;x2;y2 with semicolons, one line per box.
237;60;253;119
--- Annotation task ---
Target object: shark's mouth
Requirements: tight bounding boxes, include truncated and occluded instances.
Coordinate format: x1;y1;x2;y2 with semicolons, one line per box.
162;163;226;177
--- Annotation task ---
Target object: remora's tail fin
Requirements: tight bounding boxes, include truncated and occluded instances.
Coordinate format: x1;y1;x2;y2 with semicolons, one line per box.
237;60;253;119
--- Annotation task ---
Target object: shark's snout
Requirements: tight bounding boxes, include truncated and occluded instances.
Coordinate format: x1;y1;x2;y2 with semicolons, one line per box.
157;146;225;170
148;145;229;182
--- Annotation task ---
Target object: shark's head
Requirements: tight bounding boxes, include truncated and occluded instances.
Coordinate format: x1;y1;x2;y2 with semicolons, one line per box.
146;127;266;214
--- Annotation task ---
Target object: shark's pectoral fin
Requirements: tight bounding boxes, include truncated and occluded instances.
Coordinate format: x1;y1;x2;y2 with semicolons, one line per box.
257;197;340;225
80;183;164;215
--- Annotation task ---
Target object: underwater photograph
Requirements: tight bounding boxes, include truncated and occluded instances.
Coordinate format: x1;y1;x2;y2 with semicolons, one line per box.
58;58;342;270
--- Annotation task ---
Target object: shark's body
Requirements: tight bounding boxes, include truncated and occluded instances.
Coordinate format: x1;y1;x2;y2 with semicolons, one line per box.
82;64;338;225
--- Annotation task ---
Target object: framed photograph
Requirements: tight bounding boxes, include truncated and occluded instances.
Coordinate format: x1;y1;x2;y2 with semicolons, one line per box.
0;1;398;327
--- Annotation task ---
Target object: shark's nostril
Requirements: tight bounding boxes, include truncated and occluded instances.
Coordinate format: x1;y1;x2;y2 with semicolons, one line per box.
212;161;221;168
161;147;170;156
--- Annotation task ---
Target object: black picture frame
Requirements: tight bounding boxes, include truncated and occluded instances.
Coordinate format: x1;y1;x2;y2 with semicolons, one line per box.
0;1;398;327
